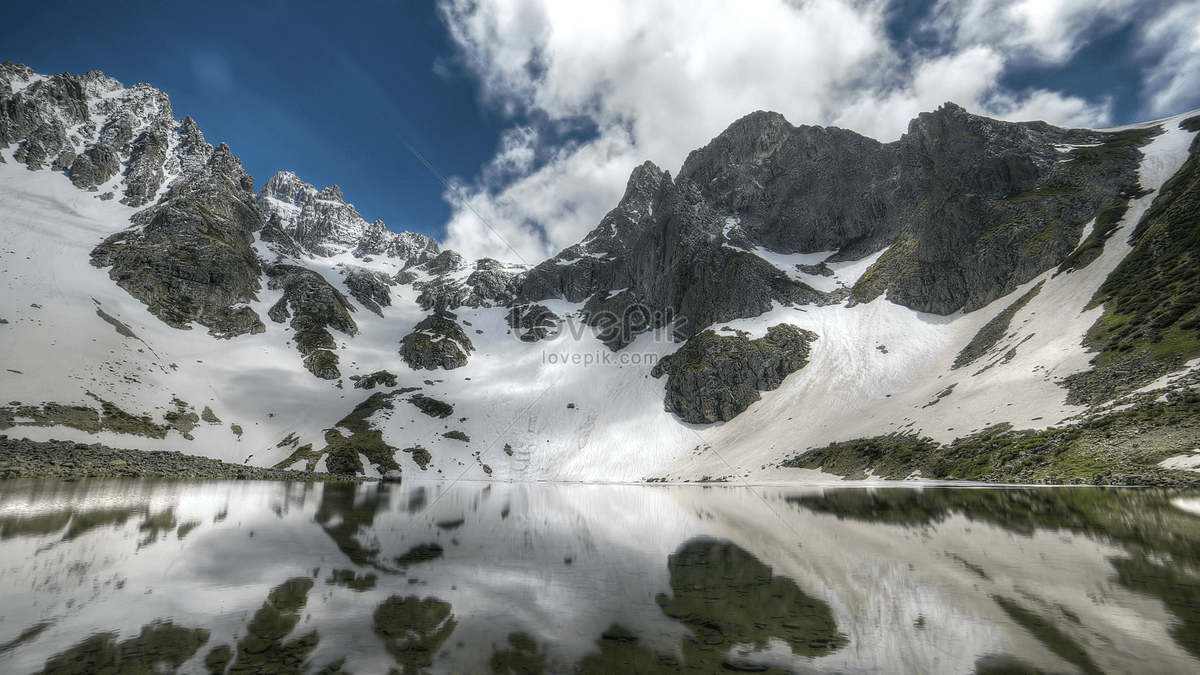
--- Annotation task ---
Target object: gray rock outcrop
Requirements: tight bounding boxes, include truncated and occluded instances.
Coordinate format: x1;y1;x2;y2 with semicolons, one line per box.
404;255;525;312
651;324;818;423
399;314;475;370
90;133;267;338
256;170;439;261
266;264;359;379
340;265;395;317
506;304;561;342
0;63;177;205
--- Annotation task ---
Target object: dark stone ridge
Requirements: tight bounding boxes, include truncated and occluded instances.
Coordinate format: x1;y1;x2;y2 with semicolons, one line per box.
340;265;395;317
266;264;358;379
651;324;818;423
90;135;267;338
506;303;561;342
399;314;475;370
499;105;1153;347
515;161;827;348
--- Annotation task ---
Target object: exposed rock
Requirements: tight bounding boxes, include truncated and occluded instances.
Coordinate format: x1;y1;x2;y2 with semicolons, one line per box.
259;212;305;259
256;170;439;261
652;324;818;423
69;144;120;188
508;104;1154;348
120;121;172;206
341;265;395;317
399;314;474;370
90;139;266;338
303;350;341;380
352;370;399;390
953;281;1043;370
266;263;358;379
506;304;561;342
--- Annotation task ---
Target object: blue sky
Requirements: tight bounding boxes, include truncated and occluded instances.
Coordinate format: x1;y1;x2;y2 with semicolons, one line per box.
3;1;1198;261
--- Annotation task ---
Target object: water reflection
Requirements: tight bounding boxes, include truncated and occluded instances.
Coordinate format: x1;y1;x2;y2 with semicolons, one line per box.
0;480;1197;674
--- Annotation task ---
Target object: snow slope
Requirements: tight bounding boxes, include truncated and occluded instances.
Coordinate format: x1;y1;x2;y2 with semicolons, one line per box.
1;108;1197;484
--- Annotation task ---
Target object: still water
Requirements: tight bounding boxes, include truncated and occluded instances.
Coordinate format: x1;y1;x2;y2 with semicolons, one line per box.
1;479;1198;675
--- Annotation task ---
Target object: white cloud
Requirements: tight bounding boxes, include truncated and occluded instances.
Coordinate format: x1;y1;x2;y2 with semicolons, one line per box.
928;0;1144;65
1139;2;1200;119
444;125;640;262
440;0;887;261
435;0;1176;263
833;47;1111;140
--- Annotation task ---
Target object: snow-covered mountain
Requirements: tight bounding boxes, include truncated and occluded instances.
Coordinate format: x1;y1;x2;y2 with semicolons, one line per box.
256;170;439;261
2;62;1199;485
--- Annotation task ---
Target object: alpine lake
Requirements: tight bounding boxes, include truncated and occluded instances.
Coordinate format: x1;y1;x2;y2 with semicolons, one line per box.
2;478;1200;675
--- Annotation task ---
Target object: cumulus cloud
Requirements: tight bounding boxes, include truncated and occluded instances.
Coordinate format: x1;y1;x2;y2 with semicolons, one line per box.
832;47;1111;140
927;0;1146;65
435;0;1188;263
1139;1;1200;119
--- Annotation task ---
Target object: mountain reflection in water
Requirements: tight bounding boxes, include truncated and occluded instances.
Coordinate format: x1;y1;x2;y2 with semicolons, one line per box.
0;480;1198;674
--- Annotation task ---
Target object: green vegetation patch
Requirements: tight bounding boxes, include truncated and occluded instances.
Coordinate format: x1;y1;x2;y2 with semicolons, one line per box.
304;349;341;380
1065;131;1200;404
0;621;53;657
399;313;474;371
223;577;318;675
320;391;407;476
0;393;169;439
395;542;444;568
403;446;432;470
785;388;1200;485
1055;198;1133;275
489;633;547;675
953;281;1043;370
163;396;199;439
651;324;818;424
576;540;846;674
325;569;377;592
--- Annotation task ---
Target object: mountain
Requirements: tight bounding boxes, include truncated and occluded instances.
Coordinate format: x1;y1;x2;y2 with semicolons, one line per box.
2;61;1199;485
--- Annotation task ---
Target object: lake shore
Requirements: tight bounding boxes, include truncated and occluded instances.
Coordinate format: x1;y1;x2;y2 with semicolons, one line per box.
0;436;369;481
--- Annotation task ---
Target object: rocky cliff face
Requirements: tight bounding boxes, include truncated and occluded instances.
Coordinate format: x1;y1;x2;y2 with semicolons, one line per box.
398;105;1151;354
90;130;268;338
0;62;179;207
266;264;359;379
256;171;439;261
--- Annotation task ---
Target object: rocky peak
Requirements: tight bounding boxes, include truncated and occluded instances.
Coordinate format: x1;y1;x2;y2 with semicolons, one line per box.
256;170;438;262
318;184;344;202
